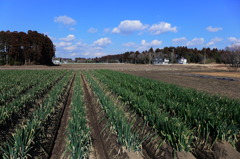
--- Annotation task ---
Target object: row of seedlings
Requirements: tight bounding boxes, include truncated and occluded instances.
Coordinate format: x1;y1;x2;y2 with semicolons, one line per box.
0;70;67;127
0;70;63;106
65;71;91;158
84;71;145;152
0;71;74;158
0;70;31;93
97;70;240;151
93;70;194;152
89;71;166;158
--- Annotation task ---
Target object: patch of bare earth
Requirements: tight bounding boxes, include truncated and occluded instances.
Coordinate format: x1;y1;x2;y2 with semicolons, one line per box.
191;72;240;79
124;71;240;100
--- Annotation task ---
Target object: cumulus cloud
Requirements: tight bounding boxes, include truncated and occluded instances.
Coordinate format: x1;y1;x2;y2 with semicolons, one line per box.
54;41;72;47
186;38;204;47
112;20;148;34
206;26;223;32
122;40;162;51
228;37;240;43
88;27;98;33
141;40;162;47
122;42;137;47
76;41;87;47
228;43;240;50
103;28;111;33
54;15;77;25
148;22;177;35
206;37;223;46
64;45;78;51
60;34;75;41
137;40;162;51
172;37;187;45
227;37;240;50
93;37;112;47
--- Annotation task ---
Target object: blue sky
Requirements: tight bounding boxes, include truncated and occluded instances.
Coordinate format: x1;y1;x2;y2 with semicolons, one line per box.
1;0;240;58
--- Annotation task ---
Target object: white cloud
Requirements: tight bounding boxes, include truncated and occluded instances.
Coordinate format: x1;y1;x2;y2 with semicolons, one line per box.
54;41;72;47
64;45;78;51
122;42;137;47
54;15;77;25
88;27;98;33
60;34;75;41
93;37;112;47
206;26;223;32
70;53;80;57
76;41;87;47
172;37;187;45
228;37;240;43
47;36;56;41
148;22;177;35
141;40;162;47
206;37;223;46
94;52;105;56
137;40;162;51
186;38;204;47
103;28;111;33
228;43;240;50
112;20;148;34
227;37;240;50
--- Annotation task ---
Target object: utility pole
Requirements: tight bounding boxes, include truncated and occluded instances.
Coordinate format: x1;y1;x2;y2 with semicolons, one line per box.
204;48;206;64
148;51;151;64
171;48;174;64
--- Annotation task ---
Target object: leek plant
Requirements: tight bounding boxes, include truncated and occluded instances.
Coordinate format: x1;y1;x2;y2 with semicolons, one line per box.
65;72;91;159
85;71;145;152
93;70;240;150
0;71;74;159
0;71;66;126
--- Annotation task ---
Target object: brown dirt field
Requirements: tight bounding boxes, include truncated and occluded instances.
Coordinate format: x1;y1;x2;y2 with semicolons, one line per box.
124;71;240;100
192;72;240;79
0;63;238;71
1;63;239;99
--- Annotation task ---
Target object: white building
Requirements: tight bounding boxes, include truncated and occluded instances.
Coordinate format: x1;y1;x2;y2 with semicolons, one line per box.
178;57;187;64
153;58;169;65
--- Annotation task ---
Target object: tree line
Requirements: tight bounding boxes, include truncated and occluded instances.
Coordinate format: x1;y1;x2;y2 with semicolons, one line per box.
92;46;240;67
0;30;55;65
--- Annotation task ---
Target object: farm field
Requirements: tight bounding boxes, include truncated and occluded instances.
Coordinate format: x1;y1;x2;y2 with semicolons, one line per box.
0;64;240;159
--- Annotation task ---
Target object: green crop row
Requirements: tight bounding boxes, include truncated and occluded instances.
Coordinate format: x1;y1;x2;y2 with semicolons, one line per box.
0;71;67;126
92;70;240;151
65;72;91;159
0;70;61;106
91;70;193;152
0;71;74;158
0;70;63;94
85;71;147;152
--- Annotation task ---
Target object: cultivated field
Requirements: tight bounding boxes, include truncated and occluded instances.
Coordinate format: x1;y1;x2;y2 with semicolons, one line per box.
0;64;240;159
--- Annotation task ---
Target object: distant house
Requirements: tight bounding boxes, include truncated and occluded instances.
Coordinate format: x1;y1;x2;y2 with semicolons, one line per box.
178;57;187;64
52;57;61;64
153;58;169;65
62;58;73;63
75;58;86;63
